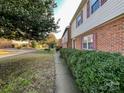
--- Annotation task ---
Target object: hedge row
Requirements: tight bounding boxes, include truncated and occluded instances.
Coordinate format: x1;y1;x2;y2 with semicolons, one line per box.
60;48;124;93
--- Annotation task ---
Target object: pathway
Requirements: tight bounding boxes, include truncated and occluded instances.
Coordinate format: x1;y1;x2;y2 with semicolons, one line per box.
0;49;36;59
55;52;80;93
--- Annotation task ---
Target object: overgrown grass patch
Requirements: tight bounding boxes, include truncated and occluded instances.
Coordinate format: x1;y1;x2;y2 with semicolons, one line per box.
0;50;55;93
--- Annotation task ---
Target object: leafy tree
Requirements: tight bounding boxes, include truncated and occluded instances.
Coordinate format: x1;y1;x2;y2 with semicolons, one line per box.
45;33;57;48
0;0;57;41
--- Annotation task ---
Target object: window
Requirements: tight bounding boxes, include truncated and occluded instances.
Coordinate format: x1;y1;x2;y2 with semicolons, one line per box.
86;0;107;18
87;1;90;18
82;34;95;50
91;0;100;13
76;12;83;27
101;0;107;5
76;15;82;27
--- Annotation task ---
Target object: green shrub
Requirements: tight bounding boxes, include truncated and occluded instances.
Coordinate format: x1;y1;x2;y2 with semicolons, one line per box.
31;41;37;48
60;48;124;93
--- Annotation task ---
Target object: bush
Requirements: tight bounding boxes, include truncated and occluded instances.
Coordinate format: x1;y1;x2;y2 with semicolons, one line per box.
31;41;37;48
60;48;124;93
16;45;22;49
56;46;62;51
11;44;15;48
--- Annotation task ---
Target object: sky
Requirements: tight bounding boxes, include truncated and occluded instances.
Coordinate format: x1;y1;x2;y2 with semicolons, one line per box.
54;0;81;39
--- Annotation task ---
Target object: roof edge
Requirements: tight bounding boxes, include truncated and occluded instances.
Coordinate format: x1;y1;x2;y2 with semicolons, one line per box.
61;26;70;38
70;0;87;24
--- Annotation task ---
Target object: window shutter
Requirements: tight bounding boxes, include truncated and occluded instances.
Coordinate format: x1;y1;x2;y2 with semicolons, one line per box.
101;0;107;5
81;11;83;23
81;36;83;49
93;33;97;49
87;1;90;18
76;18;78;28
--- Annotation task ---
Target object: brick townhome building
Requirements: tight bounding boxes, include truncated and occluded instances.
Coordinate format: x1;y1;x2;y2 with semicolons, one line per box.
69;0;124;54
61;26;72;48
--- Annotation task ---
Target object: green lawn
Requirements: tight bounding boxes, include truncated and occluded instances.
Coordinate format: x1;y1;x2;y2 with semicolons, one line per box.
0;50;55;93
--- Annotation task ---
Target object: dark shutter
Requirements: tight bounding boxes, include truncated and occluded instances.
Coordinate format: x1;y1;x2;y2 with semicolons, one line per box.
101;0;107;5
81;11;83;23
93;33;97;50
87;1;90;18
81;36;83;49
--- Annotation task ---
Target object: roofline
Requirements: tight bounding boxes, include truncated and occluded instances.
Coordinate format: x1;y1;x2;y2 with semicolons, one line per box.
61;26;70;38
70;0;87;24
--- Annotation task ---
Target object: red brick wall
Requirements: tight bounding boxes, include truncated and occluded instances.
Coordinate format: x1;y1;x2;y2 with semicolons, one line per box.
61;27;72;48
67;27;72;48
62;43;67;48
74;17;124;54
75;35;82;49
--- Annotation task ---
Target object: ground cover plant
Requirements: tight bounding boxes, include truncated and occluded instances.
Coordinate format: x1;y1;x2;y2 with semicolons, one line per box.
0;50;55;93
60;48;124;93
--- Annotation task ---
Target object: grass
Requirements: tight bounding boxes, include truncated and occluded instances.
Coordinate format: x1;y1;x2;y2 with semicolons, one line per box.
0;50;55;93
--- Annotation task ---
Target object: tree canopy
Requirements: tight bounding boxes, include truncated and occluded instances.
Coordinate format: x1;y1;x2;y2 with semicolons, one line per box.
0;0;57;41
45;33;57;48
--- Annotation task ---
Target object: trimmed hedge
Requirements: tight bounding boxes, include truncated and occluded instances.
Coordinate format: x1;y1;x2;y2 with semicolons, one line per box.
60;48;124;93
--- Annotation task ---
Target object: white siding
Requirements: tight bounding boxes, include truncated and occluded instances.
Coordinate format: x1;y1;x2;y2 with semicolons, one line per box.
71;0;124;38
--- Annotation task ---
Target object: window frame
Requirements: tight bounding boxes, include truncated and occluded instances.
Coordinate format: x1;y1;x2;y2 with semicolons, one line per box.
82;34;96;50
91;0;100;14
76;11;83;28
87;0;108;18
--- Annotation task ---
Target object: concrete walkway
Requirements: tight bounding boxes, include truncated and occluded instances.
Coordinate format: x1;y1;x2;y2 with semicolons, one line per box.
55;52;80;93
0;49;36;59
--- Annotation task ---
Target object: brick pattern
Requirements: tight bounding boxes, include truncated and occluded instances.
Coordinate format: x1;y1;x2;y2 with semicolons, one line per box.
74;17;124;54
62;43;67;48
96;17;124;54
67;27;72;48
61;26;72;48
75;35;82;49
